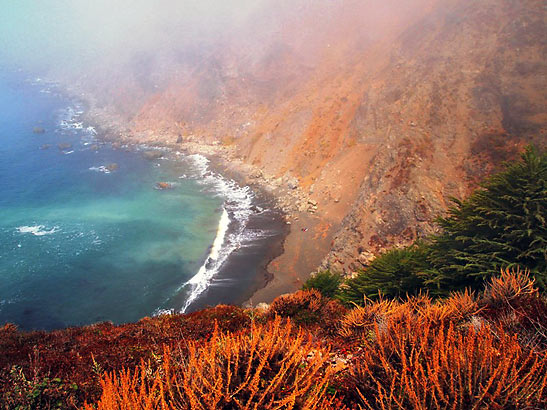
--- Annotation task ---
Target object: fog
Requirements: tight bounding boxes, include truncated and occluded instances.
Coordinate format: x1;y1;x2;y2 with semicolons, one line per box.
0;0;268;73
0;0;441;123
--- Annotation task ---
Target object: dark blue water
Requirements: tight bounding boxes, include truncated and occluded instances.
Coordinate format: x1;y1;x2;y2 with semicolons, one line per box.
0;70;225;330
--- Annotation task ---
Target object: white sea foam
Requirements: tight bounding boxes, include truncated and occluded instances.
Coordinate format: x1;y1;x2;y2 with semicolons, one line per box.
16;225;59;236
89;166;111;174
179;154;269;313
181;208;230;312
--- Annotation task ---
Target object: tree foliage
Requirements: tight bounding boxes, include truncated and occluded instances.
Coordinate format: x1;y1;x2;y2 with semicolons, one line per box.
336;243;433;306
428;146;546;290
302;270;342;298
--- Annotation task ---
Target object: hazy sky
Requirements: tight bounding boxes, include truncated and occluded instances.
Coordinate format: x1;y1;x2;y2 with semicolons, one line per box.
0;0;266;71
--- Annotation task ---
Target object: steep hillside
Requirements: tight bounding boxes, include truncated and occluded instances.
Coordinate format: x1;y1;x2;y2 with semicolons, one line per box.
67;0;546;285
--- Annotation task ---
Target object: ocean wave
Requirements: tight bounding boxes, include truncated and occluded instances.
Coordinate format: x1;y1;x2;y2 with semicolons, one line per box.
179;154;258;313
181;208;230;312
16;225;60;236
152;308;175;317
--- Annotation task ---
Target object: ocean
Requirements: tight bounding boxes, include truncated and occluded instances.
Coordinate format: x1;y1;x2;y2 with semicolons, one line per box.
0;69;286;331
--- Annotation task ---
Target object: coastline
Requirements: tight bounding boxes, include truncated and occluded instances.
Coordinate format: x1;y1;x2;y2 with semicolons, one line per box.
79;106;334;308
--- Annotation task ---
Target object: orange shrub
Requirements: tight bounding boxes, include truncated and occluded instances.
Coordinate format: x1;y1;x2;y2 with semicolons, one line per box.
268;289;346;333
338;298;395;340
348;318;547;409
483;267;538;306
85;317;333;409
444;289;481;322
480;268;547;350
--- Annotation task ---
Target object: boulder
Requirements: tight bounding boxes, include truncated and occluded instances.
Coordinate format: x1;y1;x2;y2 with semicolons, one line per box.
143;151;163;160
358;251;375;266
249;169;263;179
105;163;118;172
287;177;298;190
176;135;183;143
57;143;72;150
156;182;172;190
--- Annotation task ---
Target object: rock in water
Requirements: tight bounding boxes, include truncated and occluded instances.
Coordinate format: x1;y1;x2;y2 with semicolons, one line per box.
57;143;72;150
39;144;51;150
143;151;163;160
106;163;118;172
33;126;45;134
156;182;172;190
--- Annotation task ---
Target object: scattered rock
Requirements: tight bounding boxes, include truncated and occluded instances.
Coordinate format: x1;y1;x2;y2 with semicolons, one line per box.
57;143;72;150
249;169;263;179
286;177;299;190
358;251;375;266
32;126;45;134
143;151;163;160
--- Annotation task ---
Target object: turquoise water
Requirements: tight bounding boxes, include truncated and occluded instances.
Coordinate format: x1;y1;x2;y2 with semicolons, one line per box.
0;70;225;330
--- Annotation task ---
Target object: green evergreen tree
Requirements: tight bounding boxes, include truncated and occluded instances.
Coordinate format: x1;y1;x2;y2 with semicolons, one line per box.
428;146;546;290
337;243;434;306
302;270;342;298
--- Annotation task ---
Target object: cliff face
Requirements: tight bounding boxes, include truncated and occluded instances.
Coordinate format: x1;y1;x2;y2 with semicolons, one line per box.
75;0;546;274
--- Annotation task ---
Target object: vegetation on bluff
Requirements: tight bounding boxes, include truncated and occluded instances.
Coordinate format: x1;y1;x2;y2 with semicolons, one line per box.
1;270;546;409
429;145;546;290
331;146;546;306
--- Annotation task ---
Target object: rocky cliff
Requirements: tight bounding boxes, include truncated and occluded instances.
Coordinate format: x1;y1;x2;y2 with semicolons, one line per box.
68;0;546;277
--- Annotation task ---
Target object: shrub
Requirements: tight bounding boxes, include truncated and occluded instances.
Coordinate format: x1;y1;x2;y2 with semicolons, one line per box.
338;298;395;341
268;289;324;324
336;243;434;306
268;289;347;334
480;268;547;350
429;146;547;290
302;270;342;298
346;316;547;409
444;289;481;322
85;318;333;410
482;267;538;306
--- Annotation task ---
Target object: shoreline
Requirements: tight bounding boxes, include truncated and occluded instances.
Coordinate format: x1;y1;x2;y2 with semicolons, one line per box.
14;69;337;317
79;112;307;309
56;80;335;308
80;114;333;307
